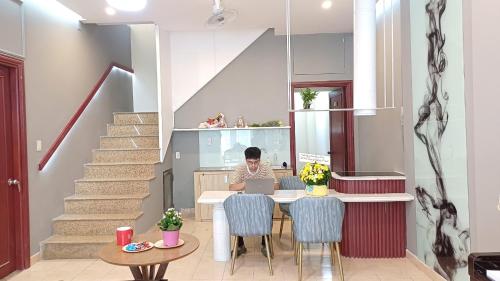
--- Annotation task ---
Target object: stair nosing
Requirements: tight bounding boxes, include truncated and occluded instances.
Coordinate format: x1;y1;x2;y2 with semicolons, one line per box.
113;112;158;115
53;212;143;221
65;194;150;201
84;162;159;167
100;135;159;139
42;235;115;244
107;124;158;127
93;148;160;152
75;177;155;183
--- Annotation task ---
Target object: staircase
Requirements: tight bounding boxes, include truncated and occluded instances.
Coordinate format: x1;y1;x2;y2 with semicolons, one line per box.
40;112;161;259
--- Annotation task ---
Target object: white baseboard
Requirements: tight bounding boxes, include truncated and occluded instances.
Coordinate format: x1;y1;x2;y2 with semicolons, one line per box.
30;251;41;266
406;250;447;281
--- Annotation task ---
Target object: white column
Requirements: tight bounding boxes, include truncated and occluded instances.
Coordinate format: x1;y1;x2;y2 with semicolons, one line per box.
354;0;377;116
212;203;231;261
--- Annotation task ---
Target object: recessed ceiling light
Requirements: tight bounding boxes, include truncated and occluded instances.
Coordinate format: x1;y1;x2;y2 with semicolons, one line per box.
105;7;116;15
106;0;147;12
322;0;333;9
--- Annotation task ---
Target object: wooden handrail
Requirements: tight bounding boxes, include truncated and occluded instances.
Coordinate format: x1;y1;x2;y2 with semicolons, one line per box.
38;62;134;170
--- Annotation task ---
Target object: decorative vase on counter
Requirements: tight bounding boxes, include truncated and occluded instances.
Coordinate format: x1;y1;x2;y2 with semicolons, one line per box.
305;184;328;197
162;230;180;247
303;102;311;109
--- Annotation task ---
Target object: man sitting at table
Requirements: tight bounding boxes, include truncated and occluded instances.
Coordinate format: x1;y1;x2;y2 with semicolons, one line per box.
229;147;279;257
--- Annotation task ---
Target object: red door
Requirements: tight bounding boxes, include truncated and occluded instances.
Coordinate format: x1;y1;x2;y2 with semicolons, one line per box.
329;89;347;173
0;64;17;278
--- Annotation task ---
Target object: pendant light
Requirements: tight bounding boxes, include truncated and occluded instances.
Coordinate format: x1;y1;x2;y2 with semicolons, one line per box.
353;0;376;116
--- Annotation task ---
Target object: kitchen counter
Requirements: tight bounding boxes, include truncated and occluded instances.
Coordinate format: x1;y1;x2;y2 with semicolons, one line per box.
332;171;405;180
331;170;408;258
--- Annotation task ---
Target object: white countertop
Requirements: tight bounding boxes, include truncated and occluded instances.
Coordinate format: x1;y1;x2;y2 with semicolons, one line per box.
331;171;406;181
197;190;414;204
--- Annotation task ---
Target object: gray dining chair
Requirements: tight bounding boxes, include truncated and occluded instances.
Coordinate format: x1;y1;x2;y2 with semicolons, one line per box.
289;197;345;281
278;176;306;241
223;193;275;275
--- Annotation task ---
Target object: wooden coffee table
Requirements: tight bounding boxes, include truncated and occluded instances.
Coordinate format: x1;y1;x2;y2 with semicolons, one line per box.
99;232;199;280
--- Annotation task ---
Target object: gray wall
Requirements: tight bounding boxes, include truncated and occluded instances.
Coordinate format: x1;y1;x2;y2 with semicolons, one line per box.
4;0;134;255
400;0;418;254
130;24;159;112
463;0;500;252
172;131;200;208
0;0;23;57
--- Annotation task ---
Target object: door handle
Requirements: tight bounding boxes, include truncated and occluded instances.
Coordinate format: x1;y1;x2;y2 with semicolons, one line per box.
7;178;20;192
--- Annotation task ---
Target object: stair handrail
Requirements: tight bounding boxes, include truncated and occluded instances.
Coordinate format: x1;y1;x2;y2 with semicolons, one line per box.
38;62;134;171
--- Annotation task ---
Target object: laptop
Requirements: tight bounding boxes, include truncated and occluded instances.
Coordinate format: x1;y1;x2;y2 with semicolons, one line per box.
245;178;275;195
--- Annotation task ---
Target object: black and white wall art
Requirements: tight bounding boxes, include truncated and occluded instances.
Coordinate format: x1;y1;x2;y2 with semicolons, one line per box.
410;0;470;280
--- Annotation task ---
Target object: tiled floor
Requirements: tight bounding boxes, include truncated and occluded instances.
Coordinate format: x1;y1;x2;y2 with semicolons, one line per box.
5;216;433;281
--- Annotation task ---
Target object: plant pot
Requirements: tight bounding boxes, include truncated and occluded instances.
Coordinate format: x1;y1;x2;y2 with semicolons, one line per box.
303;103;311;109
162;230;180;247
305;185;328;197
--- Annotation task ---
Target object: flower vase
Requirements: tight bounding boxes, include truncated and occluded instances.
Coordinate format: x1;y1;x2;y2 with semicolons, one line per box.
305;185;328;197
303;103;311;109
162;230;180;247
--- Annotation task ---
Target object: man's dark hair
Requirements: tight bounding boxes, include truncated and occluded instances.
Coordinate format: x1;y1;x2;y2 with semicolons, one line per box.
244;147;261;160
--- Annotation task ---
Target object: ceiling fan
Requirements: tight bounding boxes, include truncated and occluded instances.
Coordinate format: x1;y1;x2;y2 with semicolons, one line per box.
206;0;238;28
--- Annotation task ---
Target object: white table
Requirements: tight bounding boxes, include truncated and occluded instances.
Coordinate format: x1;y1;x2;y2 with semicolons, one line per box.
197;190;414;261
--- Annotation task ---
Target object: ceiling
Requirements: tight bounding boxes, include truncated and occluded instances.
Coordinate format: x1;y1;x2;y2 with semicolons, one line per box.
57;0;354;34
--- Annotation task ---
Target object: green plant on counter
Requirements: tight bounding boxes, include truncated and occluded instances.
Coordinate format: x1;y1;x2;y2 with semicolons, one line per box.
300;88;318;109
157;208;183;231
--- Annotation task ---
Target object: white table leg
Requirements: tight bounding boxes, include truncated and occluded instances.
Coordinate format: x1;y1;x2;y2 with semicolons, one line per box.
212;203;230;261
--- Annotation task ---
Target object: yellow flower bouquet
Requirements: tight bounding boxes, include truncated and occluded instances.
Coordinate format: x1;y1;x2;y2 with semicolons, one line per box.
299;162;331;196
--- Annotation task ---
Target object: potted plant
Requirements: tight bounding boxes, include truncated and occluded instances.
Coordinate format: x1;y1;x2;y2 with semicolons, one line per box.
300;88;318;109
158;208;183;247
299;162;332;196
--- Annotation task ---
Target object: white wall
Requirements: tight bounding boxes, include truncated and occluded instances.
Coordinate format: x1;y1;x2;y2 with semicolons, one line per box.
157;27;174;161
463;0;500;253
130;24;158;112
170;29;266;111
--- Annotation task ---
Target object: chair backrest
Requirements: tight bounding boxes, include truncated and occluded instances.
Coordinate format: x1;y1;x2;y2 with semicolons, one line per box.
280;176;306;190
223;194;275;237
289;197;345;243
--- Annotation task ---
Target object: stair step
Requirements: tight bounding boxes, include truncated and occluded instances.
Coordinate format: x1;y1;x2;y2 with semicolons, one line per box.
75;178;152;195
83;163;156;179
53;213;142;236
113;112;158;125
92;148;160;163
100;135;159;149
107;124;158;137
41;235;114;259
64;194;149;214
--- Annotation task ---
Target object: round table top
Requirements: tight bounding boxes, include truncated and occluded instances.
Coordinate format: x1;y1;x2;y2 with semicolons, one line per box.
99;232;199;267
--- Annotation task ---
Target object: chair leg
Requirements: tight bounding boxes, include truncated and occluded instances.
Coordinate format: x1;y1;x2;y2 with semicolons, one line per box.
279;214;285;239
268;234;274;259
335;242;344;281
293;241;299;265
291;219;295;248
298;243;303;281
264;235;273;275
329;242;335;266
230;236;238;275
